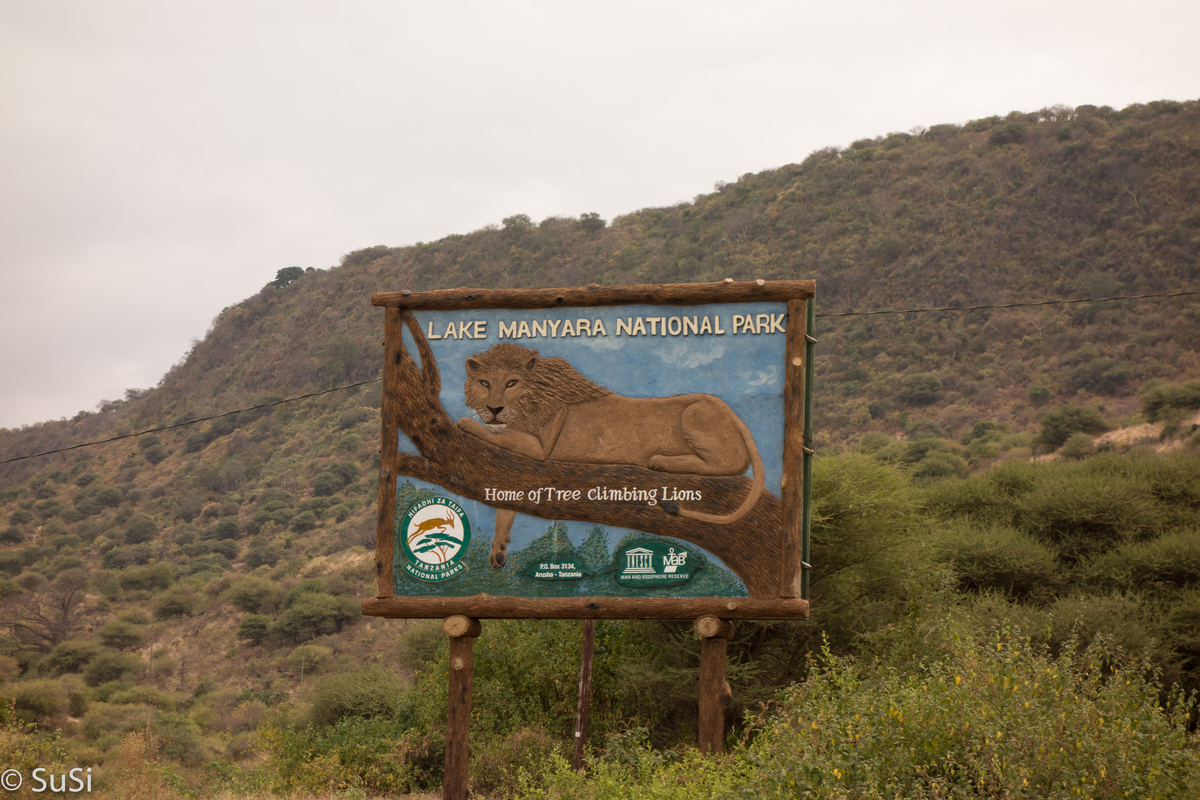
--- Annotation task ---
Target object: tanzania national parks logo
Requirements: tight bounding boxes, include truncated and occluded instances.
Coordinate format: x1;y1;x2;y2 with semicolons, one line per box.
400;497;472;582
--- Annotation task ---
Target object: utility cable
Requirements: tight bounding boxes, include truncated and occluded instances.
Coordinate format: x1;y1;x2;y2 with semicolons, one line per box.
0;379;382;465
815;289;1199;318
2;287;1196;464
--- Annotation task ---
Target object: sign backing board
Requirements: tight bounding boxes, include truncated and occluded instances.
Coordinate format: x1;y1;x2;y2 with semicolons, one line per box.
363;280;813;620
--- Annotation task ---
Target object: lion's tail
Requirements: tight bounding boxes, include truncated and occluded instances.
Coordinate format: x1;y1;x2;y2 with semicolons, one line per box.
673;415;765;525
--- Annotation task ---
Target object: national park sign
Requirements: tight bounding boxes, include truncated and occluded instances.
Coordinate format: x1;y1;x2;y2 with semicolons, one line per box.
362;280;815;621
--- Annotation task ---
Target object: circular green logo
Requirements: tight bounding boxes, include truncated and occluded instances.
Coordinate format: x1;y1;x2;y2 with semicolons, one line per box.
400;497;471;582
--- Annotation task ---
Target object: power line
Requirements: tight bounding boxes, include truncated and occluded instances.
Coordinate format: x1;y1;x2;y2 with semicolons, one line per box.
2;287;1196;465
0;379;382;465
815;289;1199;318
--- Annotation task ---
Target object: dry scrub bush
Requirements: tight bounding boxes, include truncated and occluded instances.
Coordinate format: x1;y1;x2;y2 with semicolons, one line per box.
90;731;188;800
519;626;1200;799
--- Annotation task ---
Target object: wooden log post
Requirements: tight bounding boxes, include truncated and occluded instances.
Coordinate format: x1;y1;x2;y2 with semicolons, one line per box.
443;615;482;800
696;615;735;755
572;619;596;772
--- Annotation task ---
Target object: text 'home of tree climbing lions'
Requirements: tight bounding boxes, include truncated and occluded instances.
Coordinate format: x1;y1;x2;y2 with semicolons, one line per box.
483;487;705;506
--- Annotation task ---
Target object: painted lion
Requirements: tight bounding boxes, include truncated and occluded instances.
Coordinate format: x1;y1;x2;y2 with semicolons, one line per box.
456;343;764;568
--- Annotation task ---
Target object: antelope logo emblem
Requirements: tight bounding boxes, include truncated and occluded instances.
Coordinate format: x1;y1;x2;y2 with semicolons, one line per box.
398;497;472;583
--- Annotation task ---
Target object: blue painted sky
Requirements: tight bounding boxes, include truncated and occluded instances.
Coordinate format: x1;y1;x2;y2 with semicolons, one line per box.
399;301;786;493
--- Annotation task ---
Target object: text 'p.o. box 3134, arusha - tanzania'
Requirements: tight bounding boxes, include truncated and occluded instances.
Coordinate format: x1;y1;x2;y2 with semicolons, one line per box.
362;280;814;621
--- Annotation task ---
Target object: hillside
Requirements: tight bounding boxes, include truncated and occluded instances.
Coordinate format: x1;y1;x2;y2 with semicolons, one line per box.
4;99;1200;473
0;99;1198;796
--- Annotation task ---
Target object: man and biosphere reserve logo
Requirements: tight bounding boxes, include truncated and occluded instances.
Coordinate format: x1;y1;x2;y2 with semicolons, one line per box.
400;497;472;581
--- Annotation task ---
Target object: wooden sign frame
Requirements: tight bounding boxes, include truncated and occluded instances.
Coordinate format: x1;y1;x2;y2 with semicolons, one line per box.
362;279;814;622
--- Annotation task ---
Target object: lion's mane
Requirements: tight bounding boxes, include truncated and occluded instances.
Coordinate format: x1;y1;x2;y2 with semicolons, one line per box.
464;343;611;432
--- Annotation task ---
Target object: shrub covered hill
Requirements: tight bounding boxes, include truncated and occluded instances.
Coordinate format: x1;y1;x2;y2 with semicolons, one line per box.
4;99;1200;469
0;99;1199;796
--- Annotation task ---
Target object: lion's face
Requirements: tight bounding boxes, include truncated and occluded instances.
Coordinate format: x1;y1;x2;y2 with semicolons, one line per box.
464;344;539;432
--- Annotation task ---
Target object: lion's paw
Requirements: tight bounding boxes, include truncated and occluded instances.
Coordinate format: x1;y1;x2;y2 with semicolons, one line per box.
458;417;485;435
489;548;507;569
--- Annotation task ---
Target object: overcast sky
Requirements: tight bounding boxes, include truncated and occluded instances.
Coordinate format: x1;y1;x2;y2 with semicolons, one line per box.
1;1;1197;430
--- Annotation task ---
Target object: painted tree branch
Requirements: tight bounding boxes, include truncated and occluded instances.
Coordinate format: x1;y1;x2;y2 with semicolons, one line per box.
385;309;784;598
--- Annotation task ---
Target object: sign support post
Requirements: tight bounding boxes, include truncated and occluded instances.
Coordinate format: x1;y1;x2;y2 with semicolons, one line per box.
696;615;735;754
572;619;596;771
442;615;482;800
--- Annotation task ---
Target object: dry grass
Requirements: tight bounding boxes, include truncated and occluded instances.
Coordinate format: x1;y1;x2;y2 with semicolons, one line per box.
90;730;441;800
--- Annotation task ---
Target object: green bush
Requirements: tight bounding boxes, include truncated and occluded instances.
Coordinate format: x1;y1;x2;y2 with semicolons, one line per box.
1043;593;1164;659
1014;464;1166;560
118;562;174;591
236;614;272;645
1139;379;1200;421
0;553;25;577
1163;589;1200;679
807;454;939;651
142;444;168;465
1037;404;1110;448
396;620;447;676
42;640;102;674
311;472;344;496
411;619;671;750
326;461;357;483
153;710;206;766
224;576;283;614
912;448;969;481
3;679;69;723
243;542;281;568
290;510;318;532
1083;530;1200;591
84;652;143;686
1058;431;1096;459
283;578;329;605
98;620;145;652
1064;357;1134;395
207;539;240;560
246;498;294;535
106;686;177;711
308;665;406;727
932;522;1060;599
898;373;943;406
80;702;153;742
988;121;1027;145
472;727;566;798
102;544;153;569
274;592;358;642
262;716;423;795
123;514;159;544
154;585;201;619
518;627;1200;799
287;644;333;677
